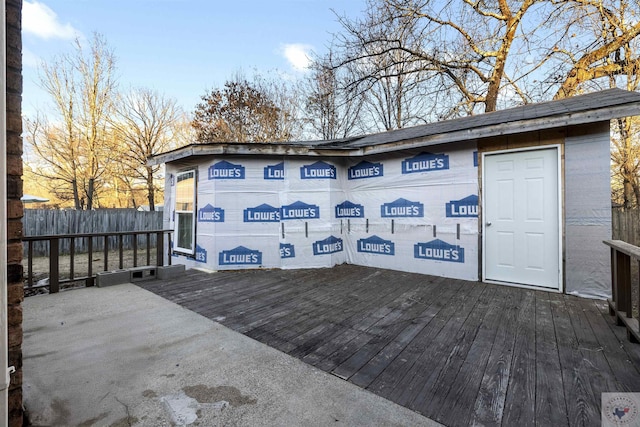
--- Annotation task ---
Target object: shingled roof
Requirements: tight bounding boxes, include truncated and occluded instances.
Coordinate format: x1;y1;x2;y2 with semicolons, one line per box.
150;88;640;164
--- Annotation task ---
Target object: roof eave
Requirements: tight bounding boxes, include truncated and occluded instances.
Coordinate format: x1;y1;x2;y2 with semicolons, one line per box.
148;143;334;165
358;104;637;156
149;95;640;165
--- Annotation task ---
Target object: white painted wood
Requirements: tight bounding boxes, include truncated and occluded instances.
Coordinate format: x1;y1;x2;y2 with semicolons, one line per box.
174;170;197;255
483;147;561;290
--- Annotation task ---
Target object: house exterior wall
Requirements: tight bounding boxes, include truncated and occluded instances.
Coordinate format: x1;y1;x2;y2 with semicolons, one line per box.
5;0;23;424
564;122;611;298
164;141;479;281
164;124;612;298
477;125;611;299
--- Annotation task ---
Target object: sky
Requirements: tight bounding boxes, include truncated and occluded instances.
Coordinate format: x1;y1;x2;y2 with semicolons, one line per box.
21;0;367;117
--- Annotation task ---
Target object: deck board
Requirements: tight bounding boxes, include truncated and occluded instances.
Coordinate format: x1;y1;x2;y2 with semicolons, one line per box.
431;284;509;426
549;293;600;427
139;264;640;427
410;284;497;415
469;286;521;426
501;289;536;427
534;292;568;427
390;283;488;408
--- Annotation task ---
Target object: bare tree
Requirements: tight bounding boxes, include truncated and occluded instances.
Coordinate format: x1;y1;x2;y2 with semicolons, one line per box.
537;0;640;207
611;116;640;208
334;0;547;115
304;53;364;139
336;2;440;129
24;114;83;206
333;0;640;115
110;88;184;210
551;0;640;99
27;33;118;209
251;71;305;142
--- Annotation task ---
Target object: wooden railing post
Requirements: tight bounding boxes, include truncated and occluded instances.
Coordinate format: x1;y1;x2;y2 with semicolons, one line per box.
28;240;34;287
49;237;60;293
133;233;138;267
146;232;151;265
69;238;75;280
87;236;94;287
118;234;124;269
616;250;632;319
609;247;616;315
156;231;164;266
23;229;173;292
604;239;640;344
103;235;109;271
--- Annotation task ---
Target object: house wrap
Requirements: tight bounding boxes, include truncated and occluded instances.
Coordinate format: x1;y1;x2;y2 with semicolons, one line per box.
150;89;640;299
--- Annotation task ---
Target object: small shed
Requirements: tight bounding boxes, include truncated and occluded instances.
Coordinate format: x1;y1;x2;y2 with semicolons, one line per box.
150;89;640;299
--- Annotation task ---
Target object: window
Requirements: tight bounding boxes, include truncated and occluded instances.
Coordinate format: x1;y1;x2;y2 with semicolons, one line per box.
174;170;196;255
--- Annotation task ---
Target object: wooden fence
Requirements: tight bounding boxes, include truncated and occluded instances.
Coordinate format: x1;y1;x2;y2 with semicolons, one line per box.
23;209;164;256
22;207;638;255
612;208;640;246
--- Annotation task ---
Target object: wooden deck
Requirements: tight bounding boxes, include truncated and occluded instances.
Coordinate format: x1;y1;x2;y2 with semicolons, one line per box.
139;264;640;427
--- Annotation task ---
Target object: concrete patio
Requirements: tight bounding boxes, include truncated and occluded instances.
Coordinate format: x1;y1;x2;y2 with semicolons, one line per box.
22;283;439;426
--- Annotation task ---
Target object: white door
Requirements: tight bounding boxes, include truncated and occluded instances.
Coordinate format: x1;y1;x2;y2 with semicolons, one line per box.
483;147;561;290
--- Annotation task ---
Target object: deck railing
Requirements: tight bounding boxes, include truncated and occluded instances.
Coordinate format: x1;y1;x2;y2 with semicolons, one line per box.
604;239;640;343
23;229;173;293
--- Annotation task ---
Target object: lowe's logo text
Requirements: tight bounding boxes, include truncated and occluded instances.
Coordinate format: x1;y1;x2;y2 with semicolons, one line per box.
208;160;245;179
300;161;336;179
312;236;343;255
264;162;285;180
446;195;478;218
335;200;364;218
381;198;424;218
280;243;295;259
414;239;464;263
402;152;449;174
198;204;224;222
348;161;383;180
219;246;262;265
357;235;395;256
195;245;207;263
281;201;320;220
243;204;281;222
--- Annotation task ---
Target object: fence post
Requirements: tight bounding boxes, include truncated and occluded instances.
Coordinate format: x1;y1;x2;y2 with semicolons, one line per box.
49;238;60;293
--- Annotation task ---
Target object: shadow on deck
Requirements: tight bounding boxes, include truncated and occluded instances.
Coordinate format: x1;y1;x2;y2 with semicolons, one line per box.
139;264;640;427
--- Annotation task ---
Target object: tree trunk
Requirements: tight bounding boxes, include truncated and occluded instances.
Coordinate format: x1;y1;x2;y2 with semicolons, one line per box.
634;179;640;209
87;178;94;210
147;166;155;211
72;179;81;210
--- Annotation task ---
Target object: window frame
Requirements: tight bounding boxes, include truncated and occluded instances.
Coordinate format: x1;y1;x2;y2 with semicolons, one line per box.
174;169;197;255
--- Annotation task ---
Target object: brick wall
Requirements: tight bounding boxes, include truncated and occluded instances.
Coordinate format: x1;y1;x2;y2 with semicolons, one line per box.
5;0;23;425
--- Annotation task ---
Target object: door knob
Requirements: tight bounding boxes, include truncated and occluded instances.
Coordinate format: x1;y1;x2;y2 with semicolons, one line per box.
486;222;492;226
